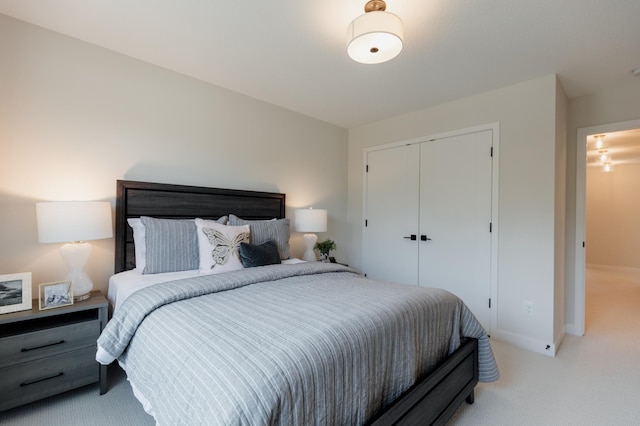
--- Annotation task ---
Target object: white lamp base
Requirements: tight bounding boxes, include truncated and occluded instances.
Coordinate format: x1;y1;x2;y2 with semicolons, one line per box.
302;233;318;262
60;242;94;301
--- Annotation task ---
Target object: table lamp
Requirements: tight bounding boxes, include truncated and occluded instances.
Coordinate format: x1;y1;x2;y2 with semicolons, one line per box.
36;201;113;301
294;208;327;262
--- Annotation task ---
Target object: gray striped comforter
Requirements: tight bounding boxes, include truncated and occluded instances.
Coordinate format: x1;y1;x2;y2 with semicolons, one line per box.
96;263;498;425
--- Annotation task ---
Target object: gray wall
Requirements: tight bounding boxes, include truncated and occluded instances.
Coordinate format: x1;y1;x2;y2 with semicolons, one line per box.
0;15;348;296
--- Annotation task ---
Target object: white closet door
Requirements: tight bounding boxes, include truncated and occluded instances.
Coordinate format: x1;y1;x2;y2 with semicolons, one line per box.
418;130;493;329
363;145;420;285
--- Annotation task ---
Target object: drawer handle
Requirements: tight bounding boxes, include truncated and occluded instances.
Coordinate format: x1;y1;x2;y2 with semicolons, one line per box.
20;372;64;387
21;340;66;352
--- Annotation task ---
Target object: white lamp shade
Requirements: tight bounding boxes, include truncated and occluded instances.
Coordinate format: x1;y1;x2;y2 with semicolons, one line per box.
347;11;403;64
37;201;113;243
295;208;327;233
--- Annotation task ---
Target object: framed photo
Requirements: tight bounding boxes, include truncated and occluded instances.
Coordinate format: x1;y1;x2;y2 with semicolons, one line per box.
0;272;32;314
39;280;73;310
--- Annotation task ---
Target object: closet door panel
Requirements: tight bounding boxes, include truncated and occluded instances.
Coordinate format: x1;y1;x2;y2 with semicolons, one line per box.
418;130;492;329
363;145;420;285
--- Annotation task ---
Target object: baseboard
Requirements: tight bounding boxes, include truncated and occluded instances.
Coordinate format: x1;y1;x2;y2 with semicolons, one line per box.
586;263;640;274
491;329;556;357
553;331;565;353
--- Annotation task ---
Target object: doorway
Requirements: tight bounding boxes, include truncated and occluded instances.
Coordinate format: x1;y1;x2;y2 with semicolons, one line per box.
574;119;640;335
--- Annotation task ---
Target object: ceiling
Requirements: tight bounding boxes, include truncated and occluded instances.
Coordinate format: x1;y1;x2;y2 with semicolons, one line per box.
1;0;639;128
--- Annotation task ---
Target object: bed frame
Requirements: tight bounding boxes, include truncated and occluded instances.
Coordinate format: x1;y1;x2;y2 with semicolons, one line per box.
113;179;478;425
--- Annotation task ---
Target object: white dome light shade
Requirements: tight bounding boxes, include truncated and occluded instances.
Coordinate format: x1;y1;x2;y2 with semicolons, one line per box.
347;11;403;64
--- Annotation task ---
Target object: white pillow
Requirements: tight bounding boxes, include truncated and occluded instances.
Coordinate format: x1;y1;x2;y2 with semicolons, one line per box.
195;219;250;274
127;218;146;271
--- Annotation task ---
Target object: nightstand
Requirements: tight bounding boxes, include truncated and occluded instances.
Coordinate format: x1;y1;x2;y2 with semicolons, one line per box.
0;290;108;412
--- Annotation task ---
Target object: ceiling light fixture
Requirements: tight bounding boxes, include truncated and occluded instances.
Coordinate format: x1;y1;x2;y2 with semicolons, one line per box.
599;150;609;162
347;0;403;64
590;134;614;172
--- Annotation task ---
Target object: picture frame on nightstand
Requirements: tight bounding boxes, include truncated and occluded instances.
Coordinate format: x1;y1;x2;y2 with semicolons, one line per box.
39;280;73;310
0;272;32;314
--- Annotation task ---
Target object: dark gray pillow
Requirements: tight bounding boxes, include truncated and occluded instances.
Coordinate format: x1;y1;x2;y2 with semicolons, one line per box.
228;214;290;259
239;240;282;268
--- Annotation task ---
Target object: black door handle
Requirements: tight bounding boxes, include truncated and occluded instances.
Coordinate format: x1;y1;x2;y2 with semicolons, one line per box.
403;235;417;241
421;235;432;241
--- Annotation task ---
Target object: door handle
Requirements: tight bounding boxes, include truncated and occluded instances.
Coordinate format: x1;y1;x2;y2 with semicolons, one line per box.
421;235;432;241
403;235;417;241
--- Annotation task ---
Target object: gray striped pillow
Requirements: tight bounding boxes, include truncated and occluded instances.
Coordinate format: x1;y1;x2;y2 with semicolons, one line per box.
228;214;290;259
141;217;198;274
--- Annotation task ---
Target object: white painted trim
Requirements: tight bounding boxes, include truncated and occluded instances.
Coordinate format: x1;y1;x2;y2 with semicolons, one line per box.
491;329;556;357
574;118;640;337
362;122;500;154
363;122;500;334
490;123;500;336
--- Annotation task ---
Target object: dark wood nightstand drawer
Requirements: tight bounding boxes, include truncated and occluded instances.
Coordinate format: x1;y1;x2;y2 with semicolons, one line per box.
0;346;98;411
0;319;100;368
0;291;109;410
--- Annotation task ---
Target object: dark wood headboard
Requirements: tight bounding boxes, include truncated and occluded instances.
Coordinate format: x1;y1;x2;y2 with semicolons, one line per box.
115;180;286;273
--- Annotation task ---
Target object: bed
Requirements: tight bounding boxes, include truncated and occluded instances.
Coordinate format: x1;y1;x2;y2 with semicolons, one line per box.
96;179;498;425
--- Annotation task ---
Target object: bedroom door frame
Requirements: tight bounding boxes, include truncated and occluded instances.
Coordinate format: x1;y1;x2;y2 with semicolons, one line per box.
363;122;500;333
574;118;640;336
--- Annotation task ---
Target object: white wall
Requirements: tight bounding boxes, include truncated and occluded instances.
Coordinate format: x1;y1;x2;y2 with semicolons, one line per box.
347;75;562;354
565;82;640;330
586;162;640;269
0;15;348;297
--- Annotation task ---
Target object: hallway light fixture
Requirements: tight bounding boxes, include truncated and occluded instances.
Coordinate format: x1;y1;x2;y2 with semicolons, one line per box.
591;134;614;172
347;0;403;64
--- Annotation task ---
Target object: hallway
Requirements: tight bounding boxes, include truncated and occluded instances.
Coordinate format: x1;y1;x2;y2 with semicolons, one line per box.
585;266;640;343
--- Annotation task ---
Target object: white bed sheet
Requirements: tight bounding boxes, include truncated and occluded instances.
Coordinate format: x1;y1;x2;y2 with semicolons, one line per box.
108;258;307;312
108;269;198;312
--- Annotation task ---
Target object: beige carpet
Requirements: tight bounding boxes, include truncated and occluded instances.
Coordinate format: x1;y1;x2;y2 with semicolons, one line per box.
0;363;154;426
448;267;640;425
1;267;638;425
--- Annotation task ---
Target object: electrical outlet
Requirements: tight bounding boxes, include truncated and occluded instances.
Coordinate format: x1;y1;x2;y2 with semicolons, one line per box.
523;301;535;316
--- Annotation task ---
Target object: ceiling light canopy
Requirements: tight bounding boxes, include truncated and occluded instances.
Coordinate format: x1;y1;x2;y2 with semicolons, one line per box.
347;0;403;64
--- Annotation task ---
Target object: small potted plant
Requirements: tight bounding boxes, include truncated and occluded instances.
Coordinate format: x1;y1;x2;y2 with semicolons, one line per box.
314;239;336;262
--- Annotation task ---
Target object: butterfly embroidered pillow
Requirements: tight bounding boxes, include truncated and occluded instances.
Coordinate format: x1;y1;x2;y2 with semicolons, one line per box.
195;219;250;274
